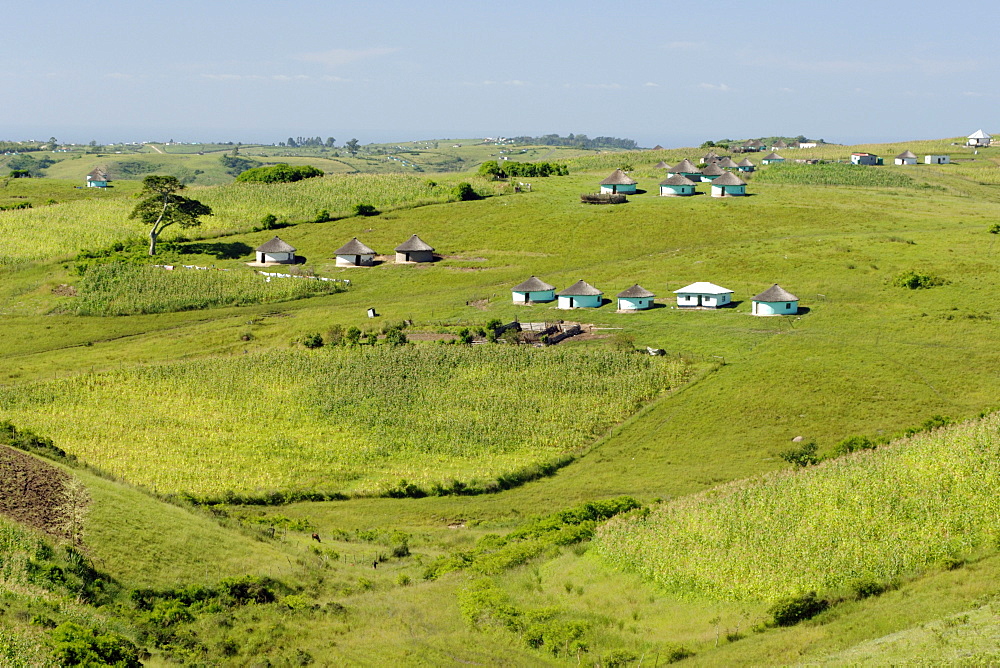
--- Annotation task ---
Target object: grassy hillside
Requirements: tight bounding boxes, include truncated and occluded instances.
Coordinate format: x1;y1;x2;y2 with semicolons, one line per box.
4;137;1000;664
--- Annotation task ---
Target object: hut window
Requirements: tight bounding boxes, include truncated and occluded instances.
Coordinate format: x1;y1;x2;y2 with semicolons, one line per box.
785;303;791;310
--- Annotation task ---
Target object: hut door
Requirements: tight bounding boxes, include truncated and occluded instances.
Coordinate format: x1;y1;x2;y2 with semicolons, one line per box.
355;255;360;265
569;297;575;308
696;295;702;307
524;293;530;304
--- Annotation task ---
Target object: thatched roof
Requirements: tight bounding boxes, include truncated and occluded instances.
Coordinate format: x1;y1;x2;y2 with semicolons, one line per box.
717;157;738;169
86;168;109;180
652;145;664;150
654;161;669;169
895;150;917;159
660;174;698;186
701;163;726;176
334;237;376;255
670;159;700;173
711;172;746;186
394;234;434;252
743;139;764;148
674;282;732;295
255;236;296;253
617;284;655;299
512;276;555;292
772;139;788;148
763;152;783;160
753;284;798;302
737;158;755;167
558;280;603;297
600;169;637;185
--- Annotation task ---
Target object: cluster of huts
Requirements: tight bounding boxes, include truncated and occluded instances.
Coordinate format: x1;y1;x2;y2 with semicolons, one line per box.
600;151;755;198
253;234;436;266
511;277;799;316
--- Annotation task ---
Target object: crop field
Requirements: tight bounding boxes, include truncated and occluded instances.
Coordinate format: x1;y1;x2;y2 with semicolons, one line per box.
750;162;918;188
74;263;346;316
0;347;690;498
595;413;1000;601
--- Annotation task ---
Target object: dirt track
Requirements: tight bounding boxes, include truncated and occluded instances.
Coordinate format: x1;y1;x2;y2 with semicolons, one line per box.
0;445;74;538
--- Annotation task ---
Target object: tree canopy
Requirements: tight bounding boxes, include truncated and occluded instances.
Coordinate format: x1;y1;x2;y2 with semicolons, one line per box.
130;175;212;255
235;164;323;184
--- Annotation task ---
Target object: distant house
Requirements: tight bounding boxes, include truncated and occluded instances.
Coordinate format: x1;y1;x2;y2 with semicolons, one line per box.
652;144;664;150
798;142;818;149
699;163;726;180
668;159;702;181
772;139;788;150
751;284;799;316
334;238;377;267
673;282;733;308
850;152;881;165
894;150;917;165
85;168;110;188
394;234;435;263
599;169;637;194
701;151;719;164
742;139;764;152
616;285;655;311
967;129;992;147
710;172;747;197
717;156;738;169
659;174;698;196
761;152;785;165
255;236;296;264
557;280;603;309
511;276;556;304
736;158;755;173
653;161;669;169
925;155;950;164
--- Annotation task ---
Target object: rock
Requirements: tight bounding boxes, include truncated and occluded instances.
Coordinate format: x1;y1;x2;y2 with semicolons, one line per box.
791;436;804;442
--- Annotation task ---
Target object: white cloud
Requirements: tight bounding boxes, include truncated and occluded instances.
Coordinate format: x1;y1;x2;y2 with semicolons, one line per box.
778;87;793;93
296;47;398;68
643;82;660;87
698;83;731;92
963;91;984;97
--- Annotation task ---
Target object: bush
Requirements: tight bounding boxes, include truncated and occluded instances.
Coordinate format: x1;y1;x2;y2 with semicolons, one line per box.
891;270;948;290
451;182;478;201
302;333;324;349
51;622;142;667
353;203;379;216
768;591;828;626
779;441;819;467
833;435;877;456
236;164;323;184
851;577;889;600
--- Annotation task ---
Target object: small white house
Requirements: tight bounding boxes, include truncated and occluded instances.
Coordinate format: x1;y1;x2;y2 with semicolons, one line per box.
557;280;603;309
673;282;733;308
334;237;377;267
710;172;747;197
511;276;556;304
751;284;799;316
616;285;655;311
798;142;818;149
925;155;950;165
394;234;435;263
967;129;992;147
894;150;917;165
599;169;637;194
255;236;296;264
659;174;697;196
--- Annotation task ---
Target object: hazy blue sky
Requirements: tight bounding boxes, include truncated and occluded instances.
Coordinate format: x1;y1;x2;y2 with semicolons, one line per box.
5;1;997;147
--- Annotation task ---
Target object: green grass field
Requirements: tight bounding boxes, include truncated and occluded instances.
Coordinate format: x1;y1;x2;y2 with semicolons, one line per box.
4;135;1000;665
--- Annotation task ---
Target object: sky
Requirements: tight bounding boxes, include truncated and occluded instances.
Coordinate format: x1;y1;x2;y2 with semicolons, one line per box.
4;0;998;148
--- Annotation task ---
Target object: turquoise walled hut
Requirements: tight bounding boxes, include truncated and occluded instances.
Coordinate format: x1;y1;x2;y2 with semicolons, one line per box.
736;158;755;172
761;152;785;165
752;284;799;316
616;285;655;311
557;280;603;309
599;169;637;194
511;276;556;304
700;163;726;180
668;159;702;181
659;174;697;196
710;172;747;197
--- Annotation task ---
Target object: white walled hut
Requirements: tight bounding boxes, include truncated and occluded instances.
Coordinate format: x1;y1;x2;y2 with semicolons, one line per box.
394;234;435;263
616;285;655;311
894;150;917;165
761;152;785;165
599;169;637;194
668;158;702;181
659;174;697;196
967;129;992;147
673;282;733;308
334;237;377;267
710;171;747;197
511;276;556;304
255;236;296;264
736;158;755;173
752;284;799;316
557;280;603;309
925;155;950;164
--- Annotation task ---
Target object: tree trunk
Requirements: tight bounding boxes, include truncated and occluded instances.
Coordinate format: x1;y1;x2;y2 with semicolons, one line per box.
149;229;158;255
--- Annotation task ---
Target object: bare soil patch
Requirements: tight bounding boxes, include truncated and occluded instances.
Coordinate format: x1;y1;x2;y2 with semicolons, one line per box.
51;284;77;297
0;446;75;538
406;332;459;342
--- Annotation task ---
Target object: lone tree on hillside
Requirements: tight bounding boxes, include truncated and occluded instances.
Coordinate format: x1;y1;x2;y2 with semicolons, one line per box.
345;138;360;156
130;175;212;255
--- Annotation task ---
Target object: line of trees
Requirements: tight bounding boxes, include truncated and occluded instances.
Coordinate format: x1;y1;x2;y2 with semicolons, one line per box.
235;164;324;184
478;161;568;179
280;137;336;148
510;134;638;150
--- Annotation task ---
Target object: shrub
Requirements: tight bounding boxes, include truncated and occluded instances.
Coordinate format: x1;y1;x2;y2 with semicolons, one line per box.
851;577;889;600
353;203;379;217
236;163;323;184
302;333;324;349
833;435;877;456
891;270;948;290
779;441;819;467
51;622;142;667
768;591;828;626
451;182;478;201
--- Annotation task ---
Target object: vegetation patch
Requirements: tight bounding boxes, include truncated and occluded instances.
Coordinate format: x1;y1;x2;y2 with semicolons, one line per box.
752;163;916;188
235;163;324;184
595;413;1000;601
0;348;689;497
891;270;949;289
74;262;345;315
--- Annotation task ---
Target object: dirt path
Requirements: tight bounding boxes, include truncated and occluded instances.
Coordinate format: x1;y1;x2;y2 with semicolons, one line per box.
0;445;77;538
146;143;164;154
